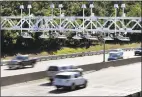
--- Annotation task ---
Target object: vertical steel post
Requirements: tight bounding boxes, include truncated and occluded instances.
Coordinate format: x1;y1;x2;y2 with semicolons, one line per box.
81;4;86;35
28;8;30;31
20;8;23;35
52;8;53;17
114;4;118;37
20;5;24;36
60;8;61;27
103;37;105;62
91;8;92;35
60;8;61;33
115;8;116;36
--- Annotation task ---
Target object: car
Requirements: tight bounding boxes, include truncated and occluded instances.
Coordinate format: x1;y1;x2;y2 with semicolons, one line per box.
7;55;37;69
110;49;124;55
108;51;123;61
53;71;87;91
46;65;83;83
134;48;142;56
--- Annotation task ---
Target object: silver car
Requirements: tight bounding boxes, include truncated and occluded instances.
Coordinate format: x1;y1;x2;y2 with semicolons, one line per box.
46;65;83;83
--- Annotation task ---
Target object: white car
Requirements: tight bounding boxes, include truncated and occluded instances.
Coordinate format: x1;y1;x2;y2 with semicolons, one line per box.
46;65;83;83
53;72;87;91
108;52;123;61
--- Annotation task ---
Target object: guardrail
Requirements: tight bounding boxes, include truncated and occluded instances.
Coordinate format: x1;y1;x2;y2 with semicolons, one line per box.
1;47;136;66
37;47;136;61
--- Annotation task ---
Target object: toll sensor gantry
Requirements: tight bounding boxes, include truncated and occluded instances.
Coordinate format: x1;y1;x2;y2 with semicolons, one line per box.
1;3;142;41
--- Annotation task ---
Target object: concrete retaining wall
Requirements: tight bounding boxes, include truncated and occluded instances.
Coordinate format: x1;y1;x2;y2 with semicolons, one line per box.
1;57;141;86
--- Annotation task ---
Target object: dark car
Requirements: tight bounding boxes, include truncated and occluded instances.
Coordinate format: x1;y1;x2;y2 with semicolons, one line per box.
135;48;142;56
7;55;37;69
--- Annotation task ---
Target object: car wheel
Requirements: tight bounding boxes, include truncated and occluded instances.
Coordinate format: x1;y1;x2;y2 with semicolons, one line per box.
70;83;76;91
49;79;53;84
82;80;87;88
8;66;12;69
11;66;17;70
19;65;24;69
56;86;61;90
31;63;35;68
9;67;15;70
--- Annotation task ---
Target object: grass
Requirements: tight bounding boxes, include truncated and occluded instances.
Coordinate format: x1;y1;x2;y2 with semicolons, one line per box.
53;48;86;55
1;43;141;60
54;43;140;55
40;51;49;56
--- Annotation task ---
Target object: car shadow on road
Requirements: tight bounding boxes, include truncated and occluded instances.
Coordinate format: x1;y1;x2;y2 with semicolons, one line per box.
39;82;52;86
4;66;33;70
49;89;70;94
49;87;83;94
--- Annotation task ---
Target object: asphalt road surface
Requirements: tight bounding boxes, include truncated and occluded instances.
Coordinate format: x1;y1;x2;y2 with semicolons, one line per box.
1;51;138;77
1;62;141;96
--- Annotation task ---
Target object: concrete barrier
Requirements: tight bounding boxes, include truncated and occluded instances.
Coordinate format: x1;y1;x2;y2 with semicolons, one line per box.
1;71;46;86
78;57;141;72
1;57;141;86
125;91;141;97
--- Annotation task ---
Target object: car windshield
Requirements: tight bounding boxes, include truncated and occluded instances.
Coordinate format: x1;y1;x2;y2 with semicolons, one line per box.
61;66;68;70
60;66;76;70
109;53;118;57
111;50;119;52
48;66;58;71
55;75;70;79
14;56;28;60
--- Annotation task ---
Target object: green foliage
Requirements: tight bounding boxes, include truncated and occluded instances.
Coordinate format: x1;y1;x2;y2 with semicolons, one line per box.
126;2;141;16
1;1;141;16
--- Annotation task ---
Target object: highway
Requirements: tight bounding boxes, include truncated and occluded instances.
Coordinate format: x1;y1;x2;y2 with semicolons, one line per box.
1;51;138;77
1;62;141;96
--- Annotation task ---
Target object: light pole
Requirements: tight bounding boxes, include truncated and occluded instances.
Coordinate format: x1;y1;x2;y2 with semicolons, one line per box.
50;3;55;17
50;3;55;36
121;4;125;17
20;5;24;35
27;4;32;32
103;33;106;62
60;13;65;33
59;4;63;33
114;4;119;37
89;4;94;35
82;4;86;35
121;4;126;35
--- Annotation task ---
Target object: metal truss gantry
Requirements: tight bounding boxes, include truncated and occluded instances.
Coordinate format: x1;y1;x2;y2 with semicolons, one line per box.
1;4;142;41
